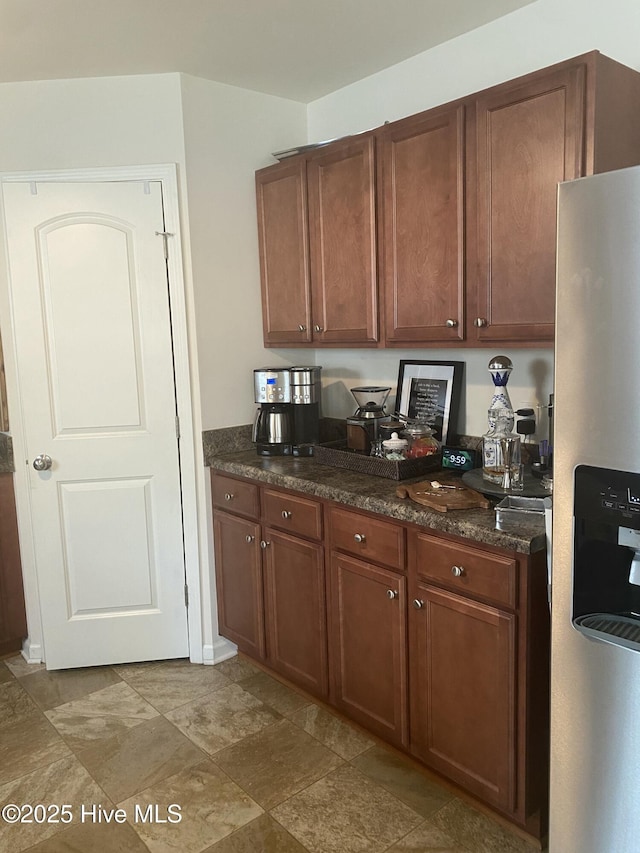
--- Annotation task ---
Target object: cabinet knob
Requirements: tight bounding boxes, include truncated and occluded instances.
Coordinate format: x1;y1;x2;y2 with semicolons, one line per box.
386;589;398;600
260;540;271;549
354;533;366;543
298;324;307;332
224;493;233;501
314;324;323;333
474;317;487;327
412;599;425;610
245;535;255;544
445;319;458;328
451;565;465;577
281;510;292;520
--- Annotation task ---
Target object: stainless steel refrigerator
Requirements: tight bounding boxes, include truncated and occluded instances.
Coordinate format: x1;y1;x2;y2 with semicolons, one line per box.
551;165;640;852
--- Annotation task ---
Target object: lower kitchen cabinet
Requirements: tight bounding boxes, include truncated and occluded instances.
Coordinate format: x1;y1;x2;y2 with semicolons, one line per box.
213;511;265;660
330;553;408;747
211;470;549;839
0;473;27;655
409;580;516;811
263;528;327;697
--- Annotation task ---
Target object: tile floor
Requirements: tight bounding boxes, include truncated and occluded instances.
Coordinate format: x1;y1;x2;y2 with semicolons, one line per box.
0;653;546;853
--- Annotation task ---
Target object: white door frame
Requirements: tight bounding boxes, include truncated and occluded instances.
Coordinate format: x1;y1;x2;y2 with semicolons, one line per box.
0;164;204;664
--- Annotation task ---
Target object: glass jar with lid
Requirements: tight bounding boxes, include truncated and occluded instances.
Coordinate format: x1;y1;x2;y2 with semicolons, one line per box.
403;423;440;458
382;432;408;460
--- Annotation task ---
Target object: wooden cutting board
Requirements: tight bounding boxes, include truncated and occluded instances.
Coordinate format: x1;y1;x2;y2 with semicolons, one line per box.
396;479;491;513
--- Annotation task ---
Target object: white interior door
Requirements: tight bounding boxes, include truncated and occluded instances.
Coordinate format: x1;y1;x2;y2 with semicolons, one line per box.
2;179;189;669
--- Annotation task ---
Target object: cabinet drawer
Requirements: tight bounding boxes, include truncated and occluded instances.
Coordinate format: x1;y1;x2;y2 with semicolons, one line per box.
411;531;517;609
211;473;260;519
262;488;323;541
330;506;405;571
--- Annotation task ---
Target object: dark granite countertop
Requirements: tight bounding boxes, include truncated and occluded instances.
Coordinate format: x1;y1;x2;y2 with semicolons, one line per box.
0;433;13;474
208;450;547;555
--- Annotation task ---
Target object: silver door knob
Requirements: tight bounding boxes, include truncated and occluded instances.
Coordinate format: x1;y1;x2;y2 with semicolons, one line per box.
260;540;271;549
387;589;398;600
314;324;323;333
445;319;458;327
245;535;255;544
281;510;292;519
474;317;487;327
32;454;52;471
451;565;465;577
412;599;424;610
354;533;366;543
224;493;233;501
298;324;306;332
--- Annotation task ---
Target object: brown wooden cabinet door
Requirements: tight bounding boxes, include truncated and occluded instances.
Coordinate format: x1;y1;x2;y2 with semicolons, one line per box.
409;580;516;812
379;105;465;345
213;511;265;659
330;553;408;747
263;528;327;697
307;136;378;344
256;158;312;345
470;65;585;343
0;473;27;654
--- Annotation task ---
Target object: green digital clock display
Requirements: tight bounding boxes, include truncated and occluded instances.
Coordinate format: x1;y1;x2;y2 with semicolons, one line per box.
441;446;476;471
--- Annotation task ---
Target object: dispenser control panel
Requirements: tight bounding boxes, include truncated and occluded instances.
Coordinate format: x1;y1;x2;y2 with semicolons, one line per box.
575;465;640;527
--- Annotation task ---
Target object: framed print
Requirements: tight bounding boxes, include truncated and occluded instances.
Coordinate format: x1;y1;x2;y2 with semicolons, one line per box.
396;360;463;443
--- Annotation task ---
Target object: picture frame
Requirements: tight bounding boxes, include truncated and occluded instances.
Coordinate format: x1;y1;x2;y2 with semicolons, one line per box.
395;360;464;444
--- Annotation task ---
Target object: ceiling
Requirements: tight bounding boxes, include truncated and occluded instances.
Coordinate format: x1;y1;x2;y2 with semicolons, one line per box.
0;0;535;103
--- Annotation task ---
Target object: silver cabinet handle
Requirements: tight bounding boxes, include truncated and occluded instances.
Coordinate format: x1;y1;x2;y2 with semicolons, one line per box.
412;599;425;610
298;324;306;332
224;493;233;501
260;540;271;549
387;589;398;600
354;533;366;543
314;324;323;332
451;565;465;577
245;535;255;544
445;319;458;328
33;454;52;471
281;510;292;519
474;317;487;327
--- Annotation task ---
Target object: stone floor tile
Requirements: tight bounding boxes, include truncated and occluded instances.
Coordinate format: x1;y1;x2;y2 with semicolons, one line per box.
116;659;231;713
22;821;151;852
431;799;539;853
0;663;13;685
119;759;263;853
351;745;454;819
212;656;261;684
271;763;423;853
0;680;41;728
205;813;309;853
44;681;159;750
76;714;205;802
213;718;343;810
288;703;373;760
165;682;281;755
3;655;45;679
0;754;109;853
0;715;71;786
19;666;122;711
238;671;309;716
386;819;472;852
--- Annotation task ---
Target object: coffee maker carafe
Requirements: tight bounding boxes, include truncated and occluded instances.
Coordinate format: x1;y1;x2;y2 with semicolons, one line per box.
346;386;392;454
253;368;293;456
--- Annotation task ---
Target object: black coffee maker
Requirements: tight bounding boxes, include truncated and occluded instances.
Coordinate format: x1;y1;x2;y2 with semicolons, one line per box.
253;368;293;455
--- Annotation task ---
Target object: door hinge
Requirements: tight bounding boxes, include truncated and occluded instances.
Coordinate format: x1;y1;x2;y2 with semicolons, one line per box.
175;415;180;440
184;583;189;608
155;230;173;260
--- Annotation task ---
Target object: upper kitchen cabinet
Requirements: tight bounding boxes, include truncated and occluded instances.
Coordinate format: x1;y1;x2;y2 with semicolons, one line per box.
379;104;465;346
256;134;378;347
256;157;312;345
468;51;640;345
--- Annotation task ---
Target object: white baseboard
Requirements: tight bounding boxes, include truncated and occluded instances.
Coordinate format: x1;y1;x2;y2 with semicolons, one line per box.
21;638;44;664
202;637;237;666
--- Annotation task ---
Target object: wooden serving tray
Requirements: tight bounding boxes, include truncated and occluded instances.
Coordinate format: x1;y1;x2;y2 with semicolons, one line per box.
396;478;491;513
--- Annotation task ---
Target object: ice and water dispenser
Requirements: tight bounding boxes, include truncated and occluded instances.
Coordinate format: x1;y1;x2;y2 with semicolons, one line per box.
572;465;640;651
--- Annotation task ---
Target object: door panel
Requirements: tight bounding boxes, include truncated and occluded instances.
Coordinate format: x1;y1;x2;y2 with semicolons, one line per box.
2;180;189;669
